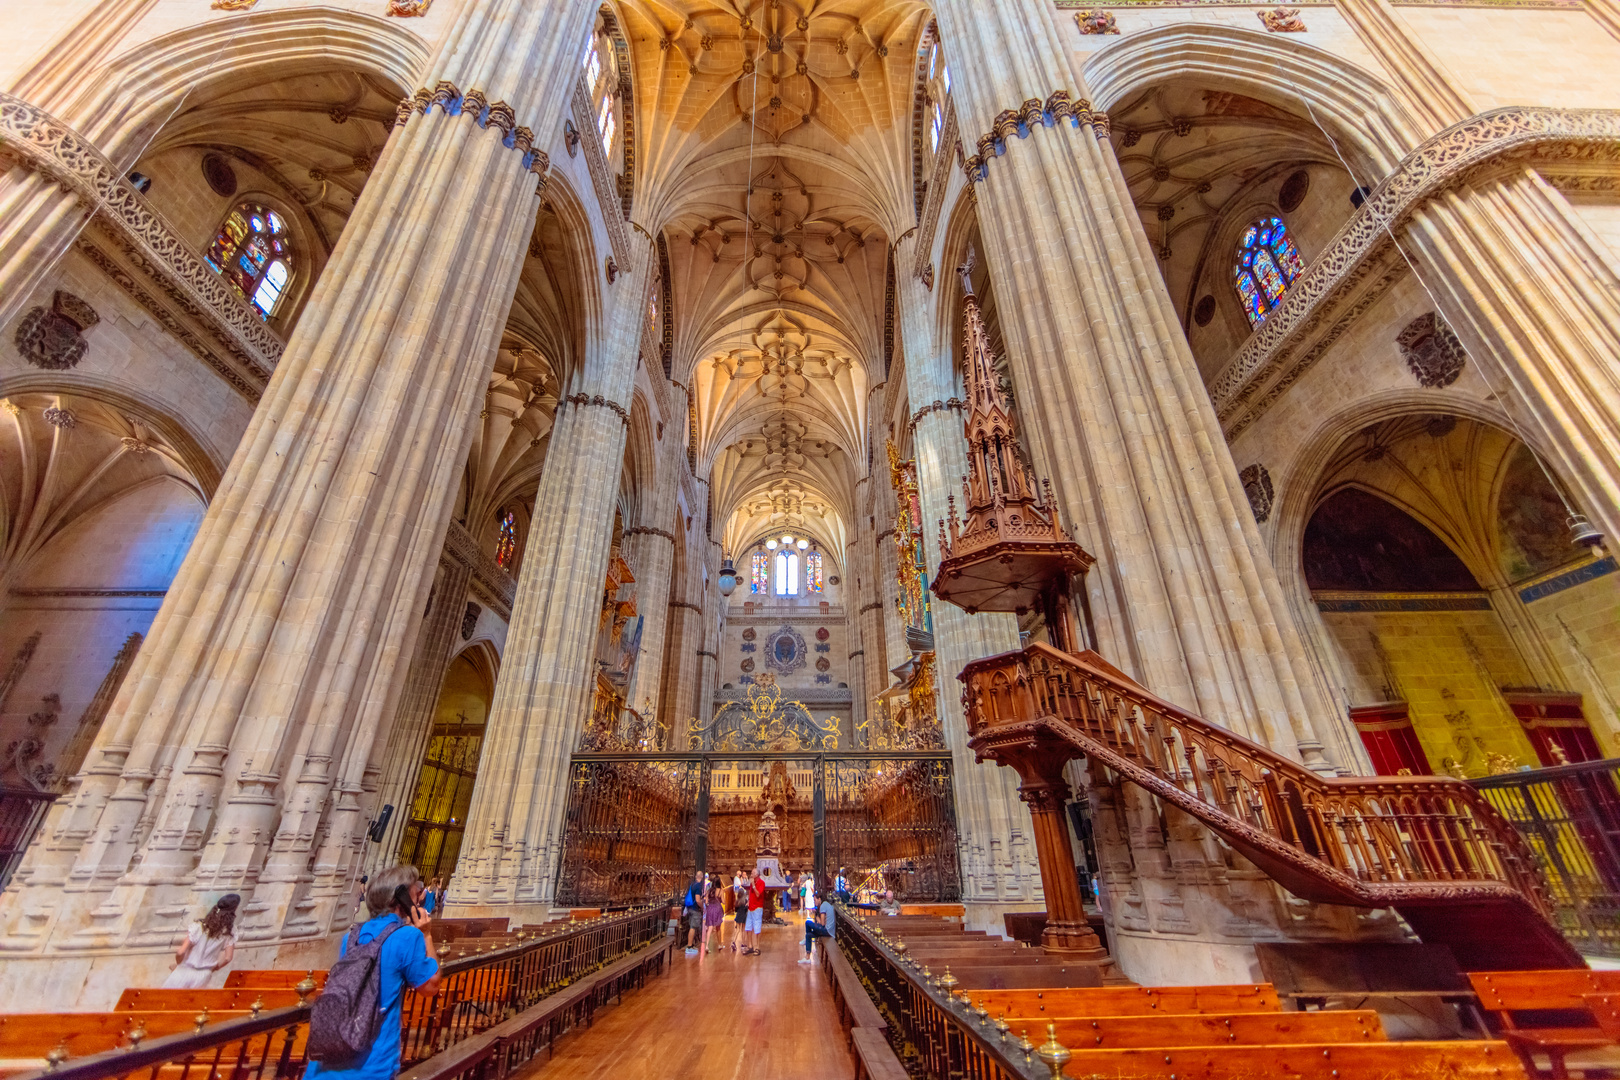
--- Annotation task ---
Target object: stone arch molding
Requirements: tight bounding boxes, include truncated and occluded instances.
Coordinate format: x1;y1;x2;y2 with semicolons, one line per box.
1265;389;1557;596
1080;24;1422;178
1211;106;1620;441
59;8;431;155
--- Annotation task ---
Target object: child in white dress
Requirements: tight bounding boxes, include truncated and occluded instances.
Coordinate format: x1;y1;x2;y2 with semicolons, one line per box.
163;894;240;988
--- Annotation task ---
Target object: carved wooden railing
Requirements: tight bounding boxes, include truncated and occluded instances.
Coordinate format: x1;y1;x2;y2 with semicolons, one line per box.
961;643;1579;965
15;906;669;1080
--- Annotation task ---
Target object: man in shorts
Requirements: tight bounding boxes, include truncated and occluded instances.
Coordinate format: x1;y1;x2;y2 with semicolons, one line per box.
742;867;765;955
682;870;705;956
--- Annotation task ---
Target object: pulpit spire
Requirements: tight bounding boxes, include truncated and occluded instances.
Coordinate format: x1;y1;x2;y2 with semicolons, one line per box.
931;246;1095;651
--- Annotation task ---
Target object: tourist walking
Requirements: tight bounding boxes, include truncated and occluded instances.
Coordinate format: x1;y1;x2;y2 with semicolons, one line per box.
731;871;749;951
719;873;737;950
742;868;766;955
305;865;441;1080
801;872;816;913
799;890;836;964
682;870;705;956
782;870;795;912
702;881;724;952
163;893;240;988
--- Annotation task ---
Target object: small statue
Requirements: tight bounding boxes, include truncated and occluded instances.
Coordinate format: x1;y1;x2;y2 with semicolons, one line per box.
756;809;782;856
1258;7;1307;32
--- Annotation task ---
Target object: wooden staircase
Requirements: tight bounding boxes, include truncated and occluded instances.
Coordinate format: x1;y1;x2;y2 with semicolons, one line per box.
960;642;1583;971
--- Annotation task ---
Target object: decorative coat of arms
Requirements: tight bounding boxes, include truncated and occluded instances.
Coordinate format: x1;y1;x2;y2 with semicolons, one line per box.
1074;10;1119;34
763;624;807;674
1239;464;1274;523
1397;312;1468;388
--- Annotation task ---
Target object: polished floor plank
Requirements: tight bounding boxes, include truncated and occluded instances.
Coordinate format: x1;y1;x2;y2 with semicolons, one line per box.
514;911;855;1080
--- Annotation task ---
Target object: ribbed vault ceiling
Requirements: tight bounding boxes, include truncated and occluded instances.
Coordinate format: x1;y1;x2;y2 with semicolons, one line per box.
625;0;931;568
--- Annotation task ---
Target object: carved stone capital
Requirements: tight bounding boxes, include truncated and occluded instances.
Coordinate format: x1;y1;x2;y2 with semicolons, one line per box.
963;90;1110;183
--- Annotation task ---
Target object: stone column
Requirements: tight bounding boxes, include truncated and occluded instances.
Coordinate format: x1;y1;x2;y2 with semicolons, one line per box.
0;0;165;330
364;553;474;878
0;0;600;1007
1333;0;1474;134
1405;173;1620;552
876;523;910;676
661;480;708;744
621;440;683;723
446;233;654;920
849;494;889;743
932;0;1343;770
894;244;1039;913
697;540;724;729
1587;0;1620;42
928;0;1370;980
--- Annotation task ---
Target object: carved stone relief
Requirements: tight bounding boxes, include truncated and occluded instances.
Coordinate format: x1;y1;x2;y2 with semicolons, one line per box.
1240;464;1275;523
1074;10;1119;34
14;291;98;370
1397;311;1468;387
1259;7;1308;31
461;601;482;640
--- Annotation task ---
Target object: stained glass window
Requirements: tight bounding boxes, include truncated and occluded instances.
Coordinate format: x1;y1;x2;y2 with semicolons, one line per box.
584;32;616;153
774;551;799;595
203;202;291;319
750;550;770;593
930;102;943;153
1234;216;1305;328
583;39;602;89
493;509;517;570
806;551;824;594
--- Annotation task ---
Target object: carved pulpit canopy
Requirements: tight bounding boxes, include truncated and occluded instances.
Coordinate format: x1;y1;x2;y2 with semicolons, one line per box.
931;246;1095;650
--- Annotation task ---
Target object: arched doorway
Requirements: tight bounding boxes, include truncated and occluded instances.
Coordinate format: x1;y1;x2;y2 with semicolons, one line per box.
398;646;497;882
1298;413;1620;777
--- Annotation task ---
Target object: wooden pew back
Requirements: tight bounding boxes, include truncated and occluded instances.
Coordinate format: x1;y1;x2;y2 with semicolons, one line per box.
224;970;328;990
1469;970;1620;1015
1025;1010;1384;1049
1049;1040;1523;1078
972;985;1280;1016
115;988;308;1011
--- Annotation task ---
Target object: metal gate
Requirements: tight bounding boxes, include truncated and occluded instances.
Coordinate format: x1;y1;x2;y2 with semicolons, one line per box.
555;751;958;906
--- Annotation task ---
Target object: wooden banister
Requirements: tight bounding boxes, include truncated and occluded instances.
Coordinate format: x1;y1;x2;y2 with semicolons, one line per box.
960;643;1582;970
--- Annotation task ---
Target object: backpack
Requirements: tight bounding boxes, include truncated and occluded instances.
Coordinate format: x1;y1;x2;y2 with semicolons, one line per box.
307;920;407;1068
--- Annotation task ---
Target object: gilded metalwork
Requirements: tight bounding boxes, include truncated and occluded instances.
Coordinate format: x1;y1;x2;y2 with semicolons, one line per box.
689;672;839;752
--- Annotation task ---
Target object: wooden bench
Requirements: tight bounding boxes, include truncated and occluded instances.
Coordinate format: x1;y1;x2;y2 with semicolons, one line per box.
940;964;1104;990
1470;970;1620;1078
1049;1039;1525;1078
1021;1009;1384;1049
824;947;887;1042
898;904;964;919
115;988;309;1011
1256;942;1482;1030
224;969;328;990
0;1009;287;1076
850;1026;907;1080
972;984;1280;1017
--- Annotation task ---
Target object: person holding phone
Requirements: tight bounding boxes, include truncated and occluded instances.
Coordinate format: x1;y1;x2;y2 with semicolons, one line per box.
305;865;441;1080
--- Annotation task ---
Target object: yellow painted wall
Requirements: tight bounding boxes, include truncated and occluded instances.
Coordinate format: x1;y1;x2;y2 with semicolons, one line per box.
1321;604;1541;774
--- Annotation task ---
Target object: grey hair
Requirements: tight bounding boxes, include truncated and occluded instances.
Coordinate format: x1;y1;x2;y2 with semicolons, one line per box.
366;864;420;917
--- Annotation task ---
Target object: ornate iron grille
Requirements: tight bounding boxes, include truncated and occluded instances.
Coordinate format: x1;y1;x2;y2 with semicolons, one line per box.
555;752;958;906
554;757;703;906
1472;758;1620;956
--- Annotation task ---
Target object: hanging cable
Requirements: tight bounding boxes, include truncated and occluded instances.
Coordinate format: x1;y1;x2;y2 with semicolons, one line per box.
1276;70;1603;554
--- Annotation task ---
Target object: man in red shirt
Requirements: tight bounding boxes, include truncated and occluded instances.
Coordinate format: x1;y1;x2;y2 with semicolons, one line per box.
742;868;765;955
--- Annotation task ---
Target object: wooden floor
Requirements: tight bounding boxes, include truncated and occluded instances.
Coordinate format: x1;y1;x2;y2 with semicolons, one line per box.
514;910;855;1080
